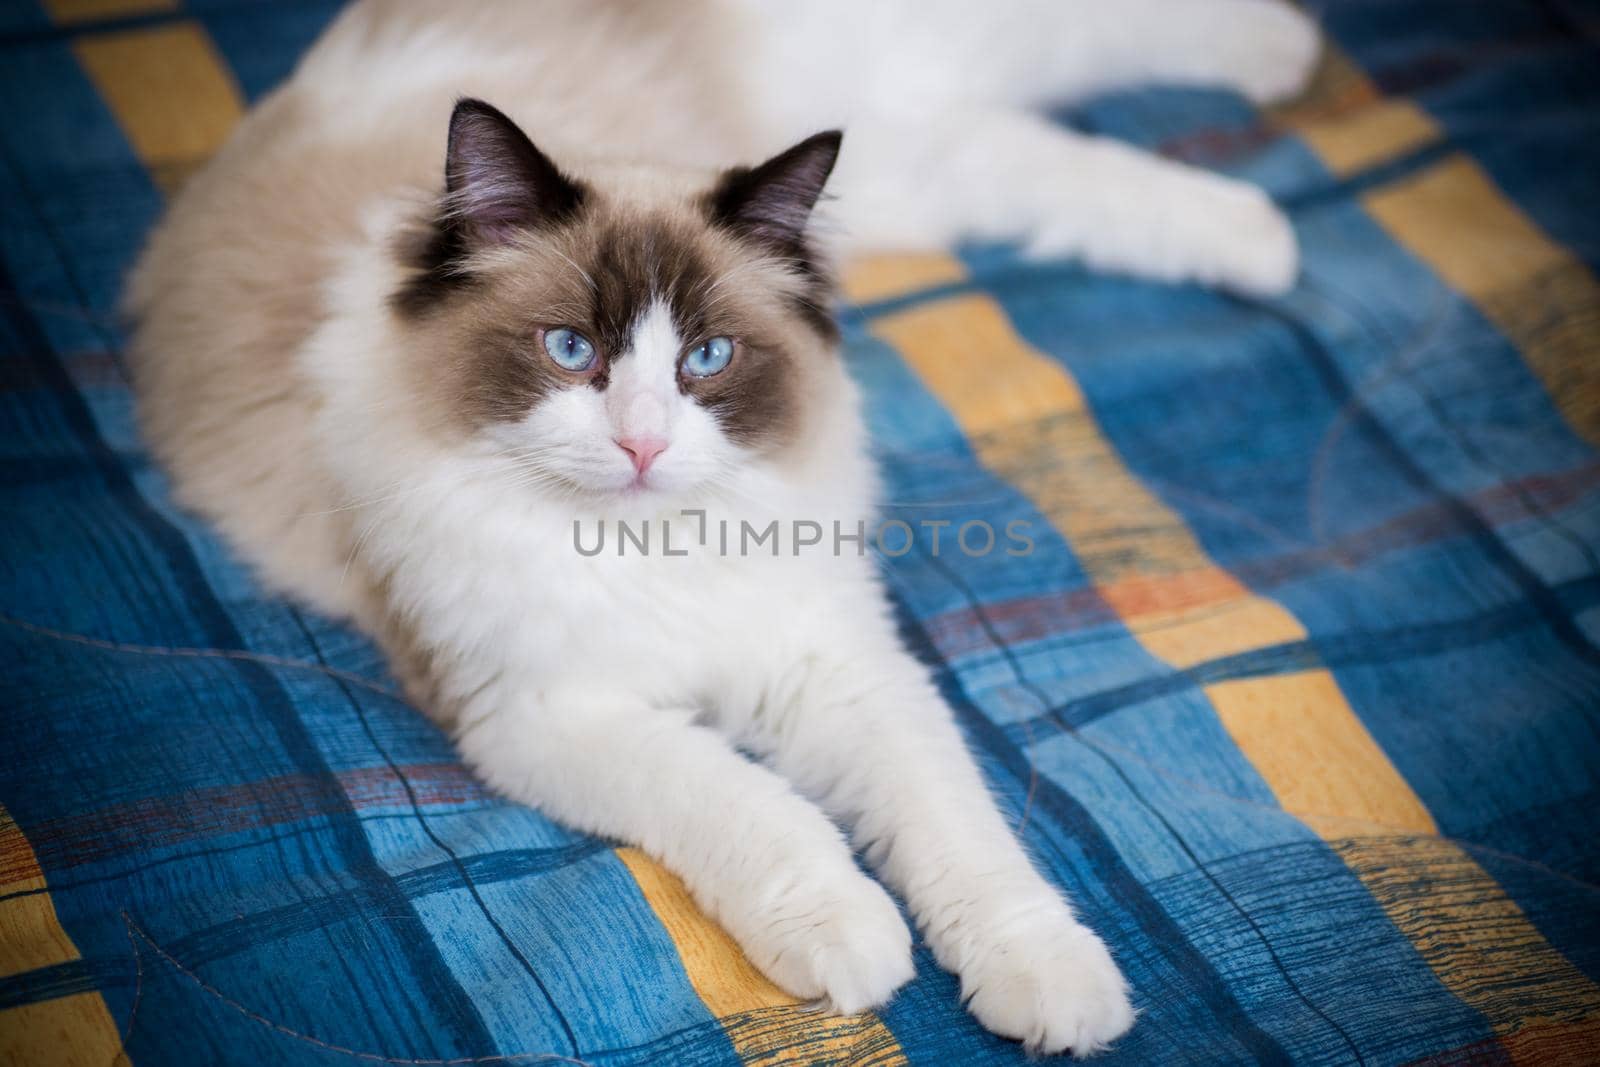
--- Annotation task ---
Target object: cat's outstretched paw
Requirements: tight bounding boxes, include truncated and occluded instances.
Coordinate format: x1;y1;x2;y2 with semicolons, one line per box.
739;871;915;1015
959;912;1134;1057
1220;1;1323;105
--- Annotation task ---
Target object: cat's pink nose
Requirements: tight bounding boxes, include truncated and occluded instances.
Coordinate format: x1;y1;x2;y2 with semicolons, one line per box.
616;436;667;475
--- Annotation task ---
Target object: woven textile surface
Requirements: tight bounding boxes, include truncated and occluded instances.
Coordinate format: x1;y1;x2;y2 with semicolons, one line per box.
2;1;1598;1063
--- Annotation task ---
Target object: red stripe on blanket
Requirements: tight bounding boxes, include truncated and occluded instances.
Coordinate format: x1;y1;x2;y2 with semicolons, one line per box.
1;762;484;880
923;459;1600;659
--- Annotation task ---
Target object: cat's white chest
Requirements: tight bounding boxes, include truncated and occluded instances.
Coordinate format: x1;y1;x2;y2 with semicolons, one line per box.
387;487;868;713
532;530;854;698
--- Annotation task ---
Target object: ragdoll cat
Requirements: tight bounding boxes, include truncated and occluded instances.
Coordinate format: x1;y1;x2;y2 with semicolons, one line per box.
127;0;1320;1054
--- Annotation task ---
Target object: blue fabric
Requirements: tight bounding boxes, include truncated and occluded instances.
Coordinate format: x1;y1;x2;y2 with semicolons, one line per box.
3;1;1597;1064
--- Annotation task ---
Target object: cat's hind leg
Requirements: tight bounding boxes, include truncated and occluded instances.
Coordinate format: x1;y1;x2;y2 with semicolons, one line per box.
855;0;1321;109
454;685;915;1013
829;107;1298;295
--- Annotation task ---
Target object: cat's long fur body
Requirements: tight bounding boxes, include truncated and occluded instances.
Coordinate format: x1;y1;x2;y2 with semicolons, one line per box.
127;0;1320;1055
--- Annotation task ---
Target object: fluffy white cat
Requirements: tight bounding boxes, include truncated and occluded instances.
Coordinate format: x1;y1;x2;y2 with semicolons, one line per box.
127;0;1319;1055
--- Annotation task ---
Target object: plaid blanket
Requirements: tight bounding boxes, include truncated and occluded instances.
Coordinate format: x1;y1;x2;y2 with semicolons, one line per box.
3;1;1598;1064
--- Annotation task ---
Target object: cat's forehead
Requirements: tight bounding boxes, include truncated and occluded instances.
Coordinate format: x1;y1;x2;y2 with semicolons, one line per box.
489;197;818;348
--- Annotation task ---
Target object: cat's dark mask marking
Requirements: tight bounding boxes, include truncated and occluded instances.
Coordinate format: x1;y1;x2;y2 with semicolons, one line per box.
453;215;805;445
393;98;586;316
393;100;844;455
453;216;721;425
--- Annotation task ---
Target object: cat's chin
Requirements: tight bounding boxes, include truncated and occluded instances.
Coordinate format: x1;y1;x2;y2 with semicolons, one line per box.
562;476;709;513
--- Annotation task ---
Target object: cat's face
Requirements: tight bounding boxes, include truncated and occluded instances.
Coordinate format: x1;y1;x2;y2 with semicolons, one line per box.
392;100;842;501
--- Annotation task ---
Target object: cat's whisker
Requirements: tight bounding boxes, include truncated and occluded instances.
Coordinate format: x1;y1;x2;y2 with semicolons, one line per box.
296;477;430;518
338;510;387;591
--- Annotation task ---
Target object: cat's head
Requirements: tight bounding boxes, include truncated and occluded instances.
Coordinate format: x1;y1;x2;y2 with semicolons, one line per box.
390;98;845;502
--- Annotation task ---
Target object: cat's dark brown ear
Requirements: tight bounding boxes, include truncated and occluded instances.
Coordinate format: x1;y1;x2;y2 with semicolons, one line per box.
445;98;583;245
708;130;842;255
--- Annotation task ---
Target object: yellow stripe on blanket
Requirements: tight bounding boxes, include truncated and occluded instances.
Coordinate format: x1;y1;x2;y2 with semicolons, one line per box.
1336;837;1600;1062
1293;96;1439;176
73;22;245;195
1365;155;1600;447
1274;47;1440;175
0;809;129;1067
1279;52;1600;1054
1280;53;1600;448
854;269;1432;833
616;849;906;1067
847;252;1600;1060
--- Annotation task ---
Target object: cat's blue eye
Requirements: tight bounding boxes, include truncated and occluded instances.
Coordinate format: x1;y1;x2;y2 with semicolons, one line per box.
683;336;735;378
543;327;596;372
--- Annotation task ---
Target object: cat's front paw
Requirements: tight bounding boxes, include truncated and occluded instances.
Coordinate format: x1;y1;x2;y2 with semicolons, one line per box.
959;911;1134;1057
1201;182;1299;296
739;871;915;1014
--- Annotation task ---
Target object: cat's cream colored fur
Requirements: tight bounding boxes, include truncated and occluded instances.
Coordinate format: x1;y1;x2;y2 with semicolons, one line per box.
127;0;1319;1055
